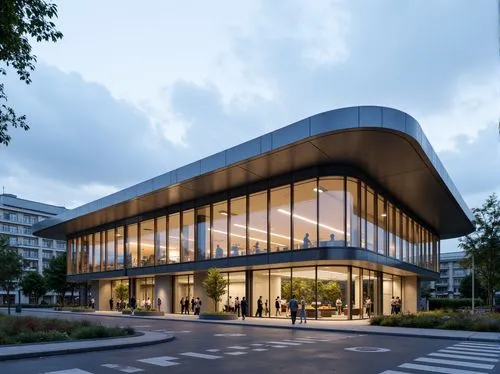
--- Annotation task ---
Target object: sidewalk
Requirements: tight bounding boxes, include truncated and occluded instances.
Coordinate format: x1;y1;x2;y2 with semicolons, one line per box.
0;328;174;361
12;308;500;343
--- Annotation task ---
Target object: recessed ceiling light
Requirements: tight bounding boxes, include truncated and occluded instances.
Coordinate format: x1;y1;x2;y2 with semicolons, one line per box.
219;210;228;216
313;187;326;193
381;213;387;217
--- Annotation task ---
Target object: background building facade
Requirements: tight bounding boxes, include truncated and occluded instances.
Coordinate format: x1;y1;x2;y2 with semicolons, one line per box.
0;193;67;304
434;251;470;298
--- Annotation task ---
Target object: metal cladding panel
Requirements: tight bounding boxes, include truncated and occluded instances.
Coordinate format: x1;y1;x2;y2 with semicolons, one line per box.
33;105;473;240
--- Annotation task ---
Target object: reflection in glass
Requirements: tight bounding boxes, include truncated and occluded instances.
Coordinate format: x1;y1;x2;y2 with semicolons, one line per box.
318;177;345;247
212;202;227;258
395;208;401;260
248;192;267;254
156;217;167;265
230;197;246;257
106;229;115;270
293;180;317;249
182;210;195;262
346;178;360;247
116;227;124;269
196;206;210;260
127;224;138;268
168;214;180;263
366;187;376;251
94;232;101;272
402;213;409;262
140;219;155;266
76;237;81;273
377;196;387;255
269;187;291;252
388;202;396;258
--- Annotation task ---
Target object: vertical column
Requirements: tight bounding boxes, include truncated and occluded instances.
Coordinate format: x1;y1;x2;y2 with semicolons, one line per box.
403;276;418;313
155;275;173;313
193;271;211;313
196;213;207;261
97;280;112;311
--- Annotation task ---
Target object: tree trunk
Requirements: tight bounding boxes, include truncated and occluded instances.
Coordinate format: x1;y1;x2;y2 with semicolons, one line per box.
6;289;11;315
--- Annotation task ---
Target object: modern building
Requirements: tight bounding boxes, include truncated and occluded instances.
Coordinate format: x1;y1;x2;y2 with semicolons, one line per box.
434;251;470;298
0;193;67;304
33;106;474;319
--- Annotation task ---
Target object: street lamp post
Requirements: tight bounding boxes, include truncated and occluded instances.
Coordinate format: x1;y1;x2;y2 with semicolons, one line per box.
472;254;475;314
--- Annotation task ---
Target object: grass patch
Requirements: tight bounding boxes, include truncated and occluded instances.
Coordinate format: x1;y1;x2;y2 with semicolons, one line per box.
370;311;500;332
0;313;134;345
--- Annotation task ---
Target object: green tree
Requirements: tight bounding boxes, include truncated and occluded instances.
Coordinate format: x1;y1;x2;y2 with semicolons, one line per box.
0;0;63;146
459;193;500;307
44;252;71;306
0;235;24;314
114;283;129;304
202;268;228;312
318;281;342;304
459;273;487;300
20;270;47;304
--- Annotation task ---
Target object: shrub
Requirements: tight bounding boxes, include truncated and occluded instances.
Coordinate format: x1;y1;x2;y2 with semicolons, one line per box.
429;298;483;311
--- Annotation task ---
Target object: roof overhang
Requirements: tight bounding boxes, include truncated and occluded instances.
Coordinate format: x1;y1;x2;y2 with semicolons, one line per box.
33;106;474;240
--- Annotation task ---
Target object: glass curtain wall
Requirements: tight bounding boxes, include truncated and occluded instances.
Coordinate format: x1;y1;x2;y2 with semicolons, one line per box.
87;234;93;273
212;202;228;258
182;210;195;262
362;270;377;317
168;214;180;263
127;224;138;268
377;196;387;256
318;177;345;246
106;229;115;270
230;197;246;257
140;219;155;266
346;178;360;247
293;180;317;249
269;187;290;252
94;232;101;272
248;192;267;254
116;227;124;269
196;206;210;260
174;275;193;313
156;216;167;265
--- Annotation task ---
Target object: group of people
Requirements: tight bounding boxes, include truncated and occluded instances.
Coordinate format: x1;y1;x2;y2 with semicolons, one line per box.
390;296;402;315
108;296;162;312
180;296;202;315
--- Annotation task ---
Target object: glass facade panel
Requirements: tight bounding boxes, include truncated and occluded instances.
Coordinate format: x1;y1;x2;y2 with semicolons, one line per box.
395;208;402;260
249;191;268;254
136;277;155;308
269;186;291;252
212;202;228;258
377;196;387;255
140;219;155;267
181;210;195;262
270;268;291;317
156;216;167;265
346;178;360;247
168;213;180;263
127;223;138;268
116;227;124;269
366;187;376;251
196;206;210;261
362;270;377;317
317;266;348;319
318;177;345;246
76;237;82;273
227;272;246;314
94;232;101;272
252;270;269;317
229;197;246;257
292;267;316;321
402;214;409;262
388;202;396;258
87;234;93;273
293;179;318;249
174;275;192;313
106;229;115;270
360;183;367;248
351;267;362;319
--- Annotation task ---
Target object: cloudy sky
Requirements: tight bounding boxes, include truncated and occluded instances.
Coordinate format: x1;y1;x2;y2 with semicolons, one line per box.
1;0;499;252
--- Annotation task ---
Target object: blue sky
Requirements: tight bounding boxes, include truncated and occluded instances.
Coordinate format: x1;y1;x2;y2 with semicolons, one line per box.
1;0;499;252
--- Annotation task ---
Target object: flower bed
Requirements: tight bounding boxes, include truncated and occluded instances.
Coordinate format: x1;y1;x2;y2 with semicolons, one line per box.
0;314;134;345
370;311;500;332
199;312;238;320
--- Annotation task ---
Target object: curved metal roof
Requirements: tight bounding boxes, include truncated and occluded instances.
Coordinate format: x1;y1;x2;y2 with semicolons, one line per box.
33;106;474;240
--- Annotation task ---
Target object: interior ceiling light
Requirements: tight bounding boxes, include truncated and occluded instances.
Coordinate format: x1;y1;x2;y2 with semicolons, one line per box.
211;228;286;247
381;213;387;217
313;186;326;193
219;210;228;216
277;209;344;235
233;223;302;243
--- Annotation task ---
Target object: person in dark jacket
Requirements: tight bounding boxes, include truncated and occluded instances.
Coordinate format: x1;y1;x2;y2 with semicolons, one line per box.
180;297;185;314
288;294;299;325
241;297;248;320
256;296;263;317
184;296;190;314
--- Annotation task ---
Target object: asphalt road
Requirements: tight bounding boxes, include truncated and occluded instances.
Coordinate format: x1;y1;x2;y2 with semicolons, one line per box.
1;312;499;374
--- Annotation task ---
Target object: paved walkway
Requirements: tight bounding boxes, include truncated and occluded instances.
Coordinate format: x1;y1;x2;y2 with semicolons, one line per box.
10;308;500;342
0;330;174;361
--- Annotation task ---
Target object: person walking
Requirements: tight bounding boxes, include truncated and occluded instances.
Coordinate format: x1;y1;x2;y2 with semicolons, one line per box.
184;296;190;314
191;297;195;313
241;297;248;320
256;296;263;317
194;297;201;315
299;295;307;324
235;297;241;317
109;298;114;311
275;296;281;316
180;297;185;314
157;297;162;312
288;295;299;325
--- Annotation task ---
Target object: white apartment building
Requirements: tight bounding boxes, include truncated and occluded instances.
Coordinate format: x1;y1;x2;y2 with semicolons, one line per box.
0;193;67;304
434;251;470;298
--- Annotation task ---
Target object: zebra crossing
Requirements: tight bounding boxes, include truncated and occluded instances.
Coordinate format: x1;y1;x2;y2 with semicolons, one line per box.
379;341;500;374
40;336;331;373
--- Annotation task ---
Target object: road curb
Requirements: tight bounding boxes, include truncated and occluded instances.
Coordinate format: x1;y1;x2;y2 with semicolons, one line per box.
0;333;175;362
6;309;500;343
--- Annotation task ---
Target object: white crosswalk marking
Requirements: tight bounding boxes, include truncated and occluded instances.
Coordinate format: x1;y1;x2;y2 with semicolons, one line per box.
399;362;488;374
266;341;301;346
439;349;499;358
457;343;500;348
290;339;317;343
414;357;494;370
271;345;288;348
226;352;247;356
227;346;248;349
253;348;268;352
429;352;499;363
379;371;411;374
446;346;500;354
43;371;94;374
180;352;222;360
251;343;264;346
206;349;220;352
137;356;179;367
102;364;144;373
